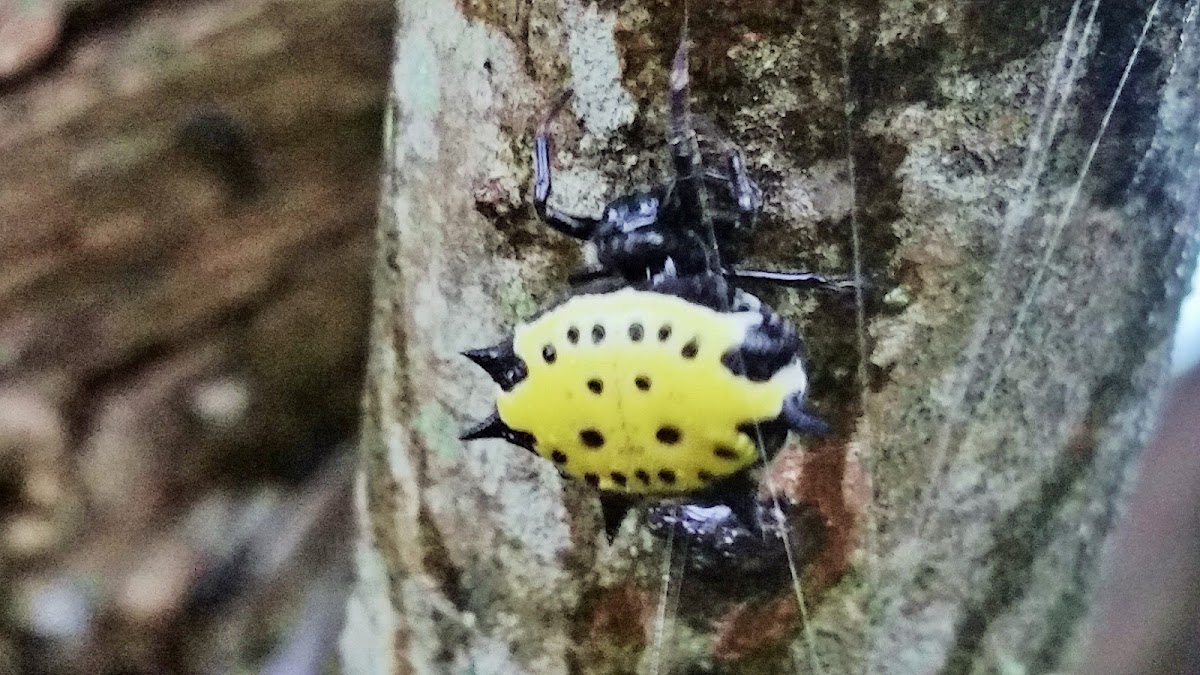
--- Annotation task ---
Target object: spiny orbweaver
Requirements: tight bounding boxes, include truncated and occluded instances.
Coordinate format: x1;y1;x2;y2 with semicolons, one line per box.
463;26;859;576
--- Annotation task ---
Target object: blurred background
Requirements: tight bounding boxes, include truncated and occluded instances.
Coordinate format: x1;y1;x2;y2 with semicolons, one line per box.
1;1;390;672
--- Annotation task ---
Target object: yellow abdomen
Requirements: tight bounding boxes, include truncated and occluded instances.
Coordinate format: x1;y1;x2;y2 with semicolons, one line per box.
497;289;800;495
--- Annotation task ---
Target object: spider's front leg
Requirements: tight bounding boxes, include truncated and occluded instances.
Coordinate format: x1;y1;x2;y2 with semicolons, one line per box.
718;156;866;297
724;267;864;295
533;90;602;240
666;37;702;226
665;22;724;275
699;149;764;242
725;149;764;232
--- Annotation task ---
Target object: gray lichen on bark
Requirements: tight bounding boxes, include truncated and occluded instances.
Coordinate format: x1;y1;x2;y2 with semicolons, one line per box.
351;0;1200;672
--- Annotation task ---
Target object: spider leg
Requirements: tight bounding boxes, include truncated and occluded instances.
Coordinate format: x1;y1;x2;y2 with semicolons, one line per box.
533;89;602;240
727;149;764;231
724;267;864;295
666;17;720;272
694;150;765;238
666;38;700;223
566;265;615;286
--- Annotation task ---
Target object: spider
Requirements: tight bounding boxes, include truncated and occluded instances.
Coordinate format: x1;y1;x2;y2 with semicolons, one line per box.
462;27;858;577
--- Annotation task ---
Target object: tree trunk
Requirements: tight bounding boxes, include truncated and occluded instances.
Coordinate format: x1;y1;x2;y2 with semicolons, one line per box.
352;0;1200;672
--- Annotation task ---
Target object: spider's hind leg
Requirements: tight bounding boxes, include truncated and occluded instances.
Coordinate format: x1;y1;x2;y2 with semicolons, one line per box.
533;89;602;240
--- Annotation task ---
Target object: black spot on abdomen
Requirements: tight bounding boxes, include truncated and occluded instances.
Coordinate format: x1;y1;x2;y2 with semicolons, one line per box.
580;429;605;448
714;446;739;461
656;426;681;444
681;339;698;359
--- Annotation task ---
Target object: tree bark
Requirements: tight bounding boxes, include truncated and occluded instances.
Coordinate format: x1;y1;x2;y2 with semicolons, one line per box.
353;0;1200;672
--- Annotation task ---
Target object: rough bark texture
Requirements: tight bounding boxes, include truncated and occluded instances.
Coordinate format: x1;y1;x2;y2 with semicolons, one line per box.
1;0;390;672
355;0;1200;672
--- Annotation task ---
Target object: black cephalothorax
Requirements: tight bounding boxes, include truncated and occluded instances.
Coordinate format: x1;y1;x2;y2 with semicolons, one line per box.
533;40;857;301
